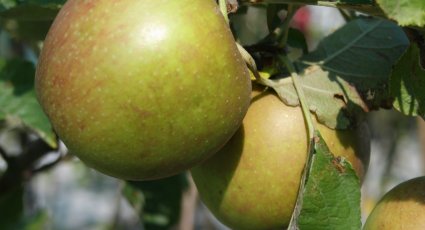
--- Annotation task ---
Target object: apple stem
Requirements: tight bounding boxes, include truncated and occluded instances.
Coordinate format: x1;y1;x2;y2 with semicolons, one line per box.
236;43;269;85
218;0;230;24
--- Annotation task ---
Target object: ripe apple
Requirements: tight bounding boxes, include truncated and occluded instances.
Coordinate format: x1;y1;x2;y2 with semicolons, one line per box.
35;0;252;180
191;86;370;229
363;176;425;230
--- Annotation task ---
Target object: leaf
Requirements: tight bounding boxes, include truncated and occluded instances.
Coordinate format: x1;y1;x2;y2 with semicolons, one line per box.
376;0;425;27
122;182;144;215
300;18;409;90
264;66;367;129
124;174;188;230
390;44;425;118
0;58;56;147
297;132;361;230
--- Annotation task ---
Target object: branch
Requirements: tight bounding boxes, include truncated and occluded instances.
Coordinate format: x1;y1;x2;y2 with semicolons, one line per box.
0;145;10;163
0;139;55;196
31;153;63;174
239;0;387;19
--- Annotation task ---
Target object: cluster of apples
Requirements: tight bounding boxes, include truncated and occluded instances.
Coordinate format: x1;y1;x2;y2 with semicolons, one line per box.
35;0;423;229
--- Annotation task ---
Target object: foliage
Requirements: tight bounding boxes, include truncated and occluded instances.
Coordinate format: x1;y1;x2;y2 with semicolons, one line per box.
390;44;425;118
0;58;55;147
124;174;188;230
376;0;425;27
297;132;361;230
0;0;424;229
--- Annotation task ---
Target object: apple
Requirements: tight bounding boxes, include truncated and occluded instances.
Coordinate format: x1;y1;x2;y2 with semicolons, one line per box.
35;0;252;180
363;176;425;230
191;85;370;230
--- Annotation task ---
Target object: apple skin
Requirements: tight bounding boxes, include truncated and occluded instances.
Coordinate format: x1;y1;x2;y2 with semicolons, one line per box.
191;86;370;230
363;176;425;230
35;0;252;180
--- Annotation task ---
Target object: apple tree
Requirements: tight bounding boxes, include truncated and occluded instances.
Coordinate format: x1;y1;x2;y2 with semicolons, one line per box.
0;0;424;229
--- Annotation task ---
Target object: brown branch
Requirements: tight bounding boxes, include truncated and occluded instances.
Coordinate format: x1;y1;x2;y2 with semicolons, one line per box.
0;145;10;163
0;139;55;196
31;152;63;174
239;0;387;19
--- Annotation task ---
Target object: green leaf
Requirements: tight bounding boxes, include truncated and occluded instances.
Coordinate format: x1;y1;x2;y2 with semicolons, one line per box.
300;18;409;90
264;65;367;129
124;174;188;230
376;0;425;27
0;58;56;147
122;182;144;215
297;132;361;229
390;44;425;118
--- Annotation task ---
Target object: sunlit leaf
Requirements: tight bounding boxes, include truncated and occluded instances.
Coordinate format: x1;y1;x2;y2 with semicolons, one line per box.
376;0;425;27
264;65;367;129
296;132;361;229
390;44;425;119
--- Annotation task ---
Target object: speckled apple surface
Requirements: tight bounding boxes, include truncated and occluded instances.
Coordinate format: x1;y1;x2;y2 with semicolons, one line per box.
191;86;370;230
364;176;425;230
35;0;251;180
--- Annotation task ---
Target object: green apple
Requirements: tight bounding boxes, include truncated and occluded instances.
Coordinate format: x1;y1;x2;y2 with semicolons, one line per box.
191;86;370;230
35;0;252;180
364;176;425;230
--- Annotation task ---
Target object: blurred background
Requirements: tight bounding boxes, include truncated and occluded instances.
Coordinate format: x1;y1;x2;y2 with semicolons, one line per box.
0;3;423;230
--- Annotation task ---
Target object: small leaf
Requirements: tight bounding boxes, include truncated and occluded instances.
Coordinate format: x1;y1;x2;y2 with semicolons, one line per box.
0;58;56;147
297;132;361;229
124;174;188;230
122;182;144;214
300;18;409;90
376;0;425;27
264;66;367;129
390;44;425;118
